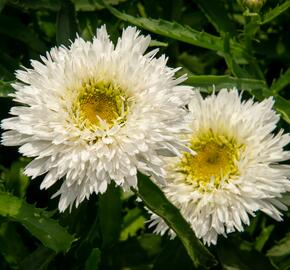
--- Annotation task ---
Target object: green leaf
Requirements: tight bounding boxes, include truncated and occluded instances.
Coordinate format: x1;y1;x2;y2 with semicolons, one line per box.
261;0;290;25
105;4;249;63
98;183;122;248
270;68;290;95
186;75;267;92
186;75;290;124
135;174;217;269
0;15;46;52
0;192;74;253
255;225;275;252
0;80;14;97
56;0;78;46
85;248;101;270
267;233;290;270
18;246;56;270
194;0;235;35
120;208;146;241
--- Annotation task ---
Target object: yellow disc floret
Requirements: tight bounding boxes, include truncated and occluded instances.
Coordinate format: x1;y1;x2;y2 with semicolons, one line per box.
72;80;129;130
179;131;244;190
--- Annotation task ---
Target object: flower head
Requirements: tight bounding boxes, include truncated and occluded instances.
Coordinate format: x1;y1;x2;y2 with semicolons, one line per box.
1;26;192;211
149;89;290;245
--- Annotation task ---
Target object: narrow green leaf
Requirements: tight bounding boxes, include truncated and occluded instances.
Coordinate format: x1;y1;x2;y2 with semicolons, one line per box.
0;192;74;253
255;225;275;252
56;0;78;46
18;246;56;270
105;4;249;63
85;248;101;270
186;75;290;124
98;183;122;248
270;68;290;94
0;15;46;52
186;75;267;91
261;0;290;25
194;0;235;35
135;174;217;269
267;233;290;270
120;208;146;241
0;80;14;97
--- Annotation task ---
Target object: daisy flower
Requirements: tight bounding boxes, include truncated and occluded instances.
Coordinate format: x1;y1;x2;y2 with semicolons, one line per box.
149;89;290;245
1;26;192;211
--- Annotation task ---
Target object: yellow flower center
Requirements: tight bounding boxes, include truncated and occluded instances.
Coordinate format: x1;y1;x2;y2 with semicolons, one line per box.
179;132;244;190
72;80;129;129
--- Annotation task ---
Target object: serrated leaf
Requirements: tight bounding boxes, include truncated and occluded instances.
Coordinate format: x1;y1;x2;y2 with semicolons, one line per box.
0;192;74;253
56;0;78;46
186;75;267;92
135;174;217;269
105;3;249;63
0;15;46;52
262;0;290;25
98;183;121;248
85;248;101;270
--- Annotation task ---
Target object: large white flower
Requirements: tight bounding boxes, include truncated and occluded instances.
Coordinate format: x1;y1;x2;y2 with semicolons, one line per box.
1;26;192;211
149;89;290;245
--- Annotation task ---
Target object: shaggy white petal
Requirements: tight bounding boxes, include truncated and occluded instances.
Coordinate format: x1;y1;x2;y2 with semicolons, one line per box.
1;26;193;211
149;89;290;245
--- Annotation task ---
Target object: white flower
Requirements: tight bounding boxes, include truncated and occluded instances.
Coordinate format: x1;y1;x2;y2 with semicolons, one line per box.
1;26;192;211
148;89;290;245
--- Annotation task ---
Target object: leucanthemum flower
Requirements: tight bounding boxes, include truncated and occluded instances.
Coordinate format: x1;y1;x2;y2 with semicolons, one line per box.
1;26;193;211
149;89;290;245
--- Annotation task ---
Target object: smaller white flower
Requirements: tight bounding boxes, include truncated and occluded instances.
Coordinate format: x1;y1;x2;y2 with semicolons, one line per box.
148;89;290;245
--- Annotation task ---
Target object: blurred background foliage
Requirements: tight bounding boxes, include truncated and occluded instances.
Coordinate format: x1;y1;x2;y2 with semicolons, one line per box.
0;0;290;269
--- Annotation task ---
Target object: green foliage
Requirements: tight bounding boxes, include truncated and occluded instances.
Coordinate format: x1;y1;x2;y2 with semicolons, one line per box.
267;233;290;270
0;0;289;269
0;192;74;253
136;173;217;269
85;248;101;270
